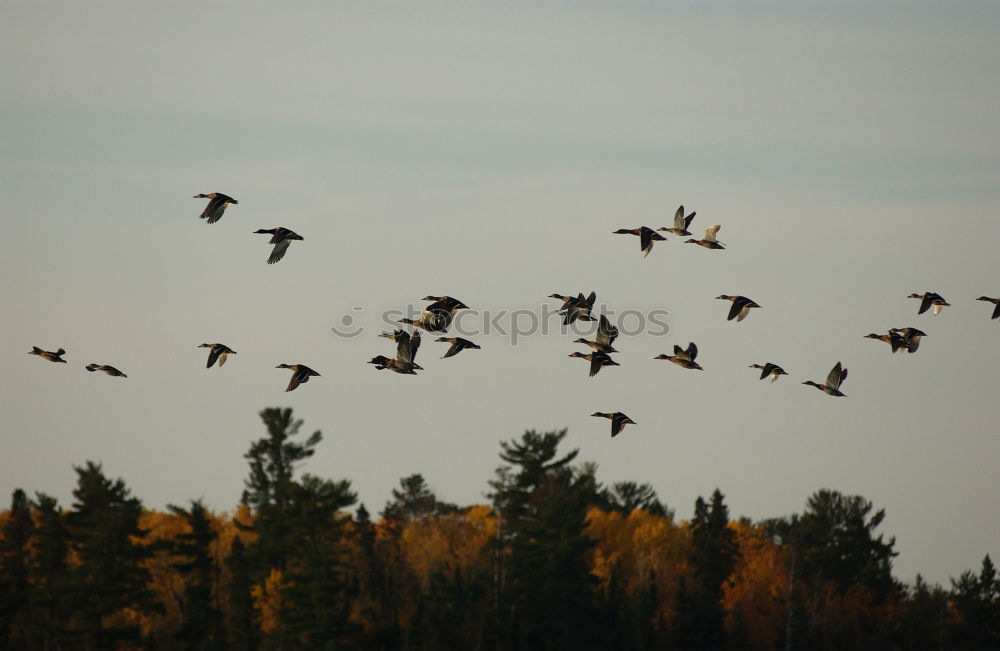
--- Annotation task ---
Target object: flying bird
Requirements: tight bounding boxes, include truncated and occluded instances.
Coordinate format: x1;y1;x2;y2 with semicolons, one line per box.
591;412;636;438
716;295;761;322
685;224;725;249
275;363;320;391
889;327;927;354
254;227;304;264
435;336;481;359
29;346;66;363
613;227;666;257
574;314;620;353
86;364;127;378
198;343;237;368
370;330;423;374
658;205;696;236
976;296;1000;320
193;192;238;224
907;292;950;315
749;363;787;382
802;362;848;397
864;331;906;353
568;351;619;377
655;342;703;370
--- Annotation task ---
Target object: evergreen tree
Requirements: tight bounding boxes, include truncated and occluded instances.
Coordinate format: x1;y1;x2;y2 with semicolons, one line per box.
0;489;34;648
675;489;738;651
489;429;599;651
27;493;70;650
949;555;1000;650
63;461;161;648
381;474;456;523
225;536;258;651
169;499;225;649
901;574;947;651
241;407;322;572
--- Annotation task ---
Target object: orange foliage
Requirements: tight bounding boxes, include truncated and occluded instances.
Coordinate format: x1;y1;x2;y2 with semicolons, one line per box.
722;520;789;649
587;507;692;624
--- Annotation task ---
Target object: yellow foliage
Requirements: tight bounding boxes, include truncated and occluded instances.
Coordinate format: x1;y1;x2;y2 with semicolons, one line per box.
586;507;692;624
722;520;789;650
252;568;287;634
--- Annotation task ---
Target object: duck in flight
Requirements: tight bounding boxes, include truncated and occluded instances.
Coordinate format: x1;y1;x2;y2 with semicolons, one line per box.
716;295;761;322
199;343;237;368
591;412;636;438
275;363;320;391
907;292;950;315
194;193;238;224
574;314;619;354
685;224;725;249
864;331;906;353
254;227;304;264
976;296;1000;320
655;342;703;370
658;205;696;236
370;330;423;374
613;227;666;258
802;361;848;397
889;327;927;353
435;336;481;359
555;291;597;325
29;346;67;363
568;351;619;377
749;362;787;382
86;364;127;378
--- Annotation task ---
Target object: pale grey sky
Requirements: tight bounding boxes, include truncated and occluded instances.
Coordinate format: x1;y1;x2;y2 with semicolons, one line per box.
2;1;998;586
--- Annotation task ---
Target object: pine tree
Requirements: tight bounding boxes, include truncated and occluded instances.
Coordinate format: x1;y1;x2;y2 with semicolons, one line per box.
0;489;34;648
169;499;225;649
63;461;161;647
225;536;258;651
27;493;70;650
489;429;599;651
676;489;738;650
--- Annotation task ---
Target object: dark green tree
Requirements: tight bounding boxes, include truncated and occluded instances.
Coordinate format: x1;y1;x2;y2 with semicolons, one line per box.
381;474;457;523
276;473;358;647
63;461;161;648
675;489;738;651
169;499;225;649
489;429;599;651
900;574;947;651
240;407;322;572
0;489;34;648
225;536;258;651
949;555;1000;650
27;493;70;650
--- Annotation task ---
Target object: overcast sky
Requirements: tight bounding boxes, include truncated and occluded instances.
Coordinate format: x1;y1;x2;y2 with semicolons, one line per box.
2;1;998;586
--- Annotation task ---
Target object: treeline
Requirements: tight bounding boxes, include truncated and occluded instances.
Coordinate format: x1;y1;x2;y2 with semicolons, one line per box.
1;408;997;650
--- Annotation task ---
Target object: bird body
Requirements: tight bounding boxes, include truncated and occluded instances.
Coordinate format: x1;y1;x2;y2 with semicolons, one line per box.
614;226;666;257
194;193;238;224
254;227;303;264
86;363;127;377
591;412;636;438
716;295;761;322
803;362;847;396
659;205;696;236
685;224;725;249
435;336;481;358
29;346;66;363
276;363;320;391
199;343;236;368
655;342;703;370
889;327;927;353
908;292;950;315
370;330;423;373
574;314;620;353
864;331;906;353
568;351;619;377
977;296;1000;320
749;362;787;382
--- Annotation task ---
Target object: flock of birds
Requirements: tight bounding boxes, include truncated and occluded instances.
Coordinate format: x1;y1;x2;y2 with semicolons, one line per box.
25;197;1000;438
